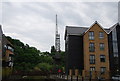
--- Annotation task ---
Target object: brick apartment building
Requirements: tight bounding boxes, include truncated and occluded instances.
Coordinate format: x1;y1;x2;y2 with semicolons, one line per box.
64;21;120;79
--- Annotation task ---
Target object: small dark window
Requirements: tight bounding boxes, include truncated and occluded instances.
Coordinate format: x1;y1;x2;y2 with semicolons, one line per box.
89;43;95;52
90;55;95;64
100;55;105;62
100;43;105;50
89;31;94;40
99;32;104;38
90;67;95;71
100;67;106;73
113;52;118;57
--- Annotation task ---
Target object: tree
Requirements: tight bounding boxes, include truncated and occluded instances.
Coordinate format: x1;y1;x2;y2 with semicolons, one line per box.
51;46;56;54
42;51;50;56
35;63;53;72
6;36;66;74
6;36;41;72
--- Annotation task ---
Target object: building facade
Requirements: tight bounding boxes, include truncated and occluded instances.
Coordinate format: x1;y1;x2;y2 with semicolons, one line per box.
65;21;120;79
0;25;14;79
108;23;120;77
65;26;88;75
83;22;110;79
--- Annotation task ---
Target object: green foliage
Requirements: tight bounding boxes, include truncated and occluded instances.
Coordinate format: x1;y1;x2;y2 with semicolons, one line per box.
6;36;65;73
41;51;50;56
6;36;41;71
40;56;53;64
60;51;65;67
35;63;53;72
51;46;56;54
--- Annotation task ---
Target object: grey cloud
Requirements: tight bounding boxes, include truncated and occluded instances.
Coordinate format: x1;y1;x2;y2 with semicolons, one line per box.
2;2;118;52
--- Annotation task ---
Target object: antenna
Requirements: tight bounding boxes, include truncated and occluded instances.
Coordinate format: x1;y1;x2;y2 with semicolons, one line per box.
55;14;60;52
56;15;58;34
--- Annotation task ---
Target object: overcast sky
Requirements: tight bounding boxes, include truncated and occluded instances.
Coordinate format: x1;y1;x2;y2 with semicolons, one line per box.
0;1;118;52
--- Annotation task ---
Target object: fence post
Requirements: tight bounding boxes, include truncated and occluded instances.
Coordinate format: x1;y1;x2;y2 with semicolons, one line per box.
75;69;79;81
82;77;84;81
71;75;73;81
67;75;68;80
76;76;78;81
69;69;73;81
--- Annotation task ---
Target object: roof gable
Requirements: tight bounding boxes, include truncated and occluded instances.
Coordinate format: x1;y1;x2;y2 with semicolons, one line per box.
108;23;119;34
64;21;113;40
84;21;108;35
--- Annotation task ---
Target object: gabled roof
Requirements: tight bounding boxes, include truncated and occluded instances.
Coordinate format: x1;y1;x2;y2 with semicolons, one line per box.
107;23;119;34
64;21;118;40
64;26;88;40
66;26;88;35
84;21;108;35
104;28;110;33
